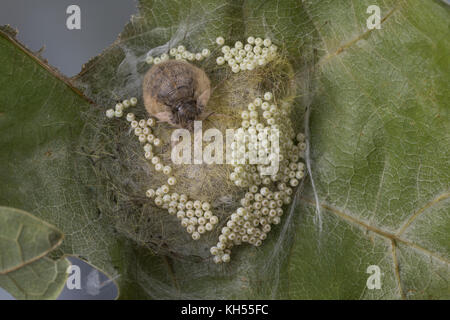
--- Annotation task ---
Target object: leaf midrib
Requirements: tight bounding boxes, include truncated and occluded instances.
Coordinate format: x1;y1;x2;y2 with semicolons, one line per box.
316;2;401;67
300;193;450;265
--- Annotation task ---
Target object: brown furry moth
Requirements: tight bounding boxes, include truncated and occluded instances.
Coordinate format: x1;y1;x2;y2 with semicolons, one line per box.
143;60;211;130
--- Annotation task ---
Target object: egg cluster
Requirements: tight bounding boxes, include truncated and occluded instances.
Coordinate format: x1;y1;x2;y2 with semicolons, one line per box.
105;97;138;118
209;92;306;263
228;92;303;187
149;192;219;240
146;45;211;65
107;40;306;263
215;36;278;73
105;97;218;240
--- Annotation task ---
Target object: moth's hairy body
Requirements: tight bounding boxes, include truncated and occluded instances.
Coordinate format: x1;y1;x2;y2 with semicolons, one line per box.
143;60;211;130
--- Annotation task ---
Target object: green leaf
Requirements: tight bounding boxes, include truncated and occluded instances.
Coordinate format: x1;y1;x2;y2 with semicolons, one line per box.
0;206;63;274
0;29;112;298
1;0;449;300
0;206;69;299
0;256;70;300
288;0;450;299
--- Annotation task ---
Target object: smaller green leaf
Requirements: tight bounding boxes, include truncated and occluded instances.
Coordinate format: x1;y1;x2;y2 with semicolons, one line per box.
0;256;69;300
0;206;63;274
0;206;68;299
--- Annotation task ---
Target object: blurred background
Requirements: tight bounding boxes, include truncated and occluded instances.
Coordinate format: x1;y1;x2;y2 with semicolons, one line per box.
0;0;139;299
0;0;137;76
